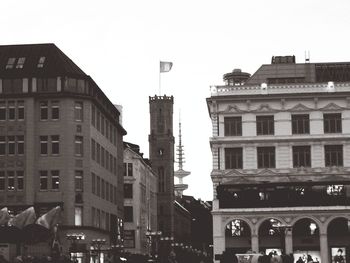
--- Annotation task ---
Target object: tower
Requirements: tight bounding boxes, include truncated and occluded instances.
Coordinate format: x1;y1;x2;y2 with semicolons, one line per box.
149;95;174;237
174;120;190;197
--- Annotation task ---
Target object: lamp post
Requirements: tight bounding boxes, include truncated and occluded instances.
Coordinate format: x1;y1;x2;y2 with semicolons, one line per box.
159;236;174;262
110;243;124;262
91;238;106;263
66;233;85;261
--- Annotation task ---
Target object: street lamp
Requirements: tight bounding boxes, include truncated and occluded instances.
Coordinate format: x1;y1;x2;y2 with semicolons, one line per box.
110;243;124;262
145;230;162;259
91;238;106;263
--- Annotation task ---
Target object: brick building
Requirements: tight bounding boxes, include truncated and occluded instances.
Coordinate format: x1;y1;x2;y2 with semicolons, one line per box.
0;44;126;261
207;57;350;263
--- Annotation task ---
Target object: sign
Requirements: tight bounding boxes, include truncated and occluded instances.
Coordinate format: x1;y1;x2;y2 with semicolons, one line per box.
331;247;346;263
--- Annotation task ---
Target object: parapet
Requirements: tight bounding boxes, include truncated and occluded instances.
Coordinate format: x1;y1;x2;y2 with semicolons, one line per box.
149;95;174;102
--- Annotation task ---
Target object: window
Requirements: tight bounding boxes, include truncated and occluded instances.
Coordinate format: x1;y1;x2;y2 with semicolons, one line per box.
110;184;113;203
0;171;4;190
91;173;96;194
124;206;133;222
7;171;15;191
17;101;24;120
0;137;5;155
225;148;243;169
74;102;83;121
2;79;22;94
124;184;133;199
101;147;105;167
127;163;133;177
75;136;83;156
101;179;105;199
158;167;165;193
327;185;344;196
0;102;5;120
257;147;275;168
325;145;343;167
8;136;15;155
91;139;96;160
256;115;274;135
51;170;60;190
40;102;48;120
40;171;48;190
106;121;109;140
293;146;311;168
96;176;101;197
37;56;45;68
40;136;48;155
91;105;96;126
8;101;15;120
74;207;83;226
16;57;25;69
106;182;110;201
96;143;101;164
224;117;242;136
113;158;117;175
96;111;101;131
51;101;59;120
292;114;309;134
51;135;60;155
17;136;24;155
324;113;342;133
6;58;16;69
17;171;24;191
75;171;83;192
101;116;105;135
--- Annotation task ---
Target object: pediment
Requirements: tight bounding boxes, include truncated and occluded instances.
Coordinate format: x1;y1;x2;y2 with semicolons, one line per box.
252;104;278;113
320;102;345;111
257;169;279;176
223;105;245;113
289;103;313;112
223;169;244;177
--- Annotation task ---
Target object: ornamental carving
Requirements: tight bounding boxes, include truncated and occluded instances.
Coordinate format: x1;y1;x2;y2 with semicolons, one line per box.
288;103;313;112
252;104;278;113
320;102;345;111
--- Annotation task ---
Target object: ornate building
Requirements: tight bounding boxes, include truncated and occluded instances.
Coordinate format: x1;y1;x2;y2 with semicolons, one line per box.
207;57;350;263
0;44;126;262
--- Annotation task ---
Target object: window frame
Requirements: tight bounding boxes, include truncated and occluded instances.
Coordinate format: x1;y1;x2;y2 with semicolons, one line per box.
256;115;275;135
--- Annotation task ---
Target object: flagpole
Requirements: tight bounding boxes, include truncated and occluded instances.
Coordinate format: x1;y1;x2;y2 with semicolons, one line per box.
159;61;161;96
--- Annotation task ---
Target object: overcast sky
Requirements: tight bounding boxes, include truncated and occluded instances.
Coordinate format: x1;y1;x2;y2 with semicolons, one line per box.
2;0;350;201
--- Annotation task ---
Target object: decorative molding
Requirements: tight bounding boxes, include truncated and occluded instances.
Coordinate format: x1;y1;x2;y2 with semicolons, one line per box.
223;105;245;113
252;104;278;113
288;103;313;112
320;102;345;111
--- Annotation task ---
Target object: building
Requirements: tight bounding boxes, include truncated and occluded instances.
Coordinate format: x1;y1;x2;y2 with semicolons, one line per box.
207;57;350;263
148;95;175;238
123;142;157;255
0;44;126;261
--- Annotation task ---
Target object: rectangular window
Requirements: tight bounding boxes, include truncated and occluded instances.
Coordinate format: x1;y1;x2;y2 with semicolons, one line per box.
40;171;48;190
113;157;117;175
127;163;133;177
101;179;105;199
110;184;113;203
101;147;105;168
91;105;96;126
16;171;24;191
8;101;15;120
51;170;60;190
51;135;60;155
224;117;242;136
75;136;83;156
124;206;133;222
109;154;113;173
8;136;15;155
16;57;25;69
0;102;6;120
106;121;109;140
324;113;342;133
113;186;117;204
325;145;343;167
74;207;83;226
257;147;275;168
256;115;274;135
106;182;110;201
6;58;16;69
75;171;83;192
92;173;96;194
292;114;310;134
225;148;243;169
106;151;109;171
293;146;311;167
0;171;5;190
17;101;24;120
40;136;48;155
96;176;101;197
91;139;96;160
74;102;83;121
40;102;48;120
51;101;60;120
96;111;101;131
0;136;5;155
37;56;46;68
7;171;15;191
124;184;133;199
17;136;24;155
96;143;101;164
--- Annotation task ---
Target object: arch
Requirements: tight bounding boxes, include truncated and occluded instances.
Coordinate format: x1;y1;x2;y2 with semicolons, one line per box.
222;217;254;236
324;214;350;229
290;215;322;229
224;218;252;253
224;218;251;237
256;217;288;233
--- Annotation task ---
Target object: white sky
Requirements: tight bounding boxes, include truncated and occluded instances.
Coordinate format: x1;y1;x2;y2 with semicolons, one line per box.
2;0;350;201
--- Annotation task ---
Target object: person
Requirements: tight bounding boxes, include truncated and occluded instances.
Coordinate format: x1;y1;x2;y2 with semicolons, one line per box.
259;251;270;263
334;249;345;263
307;255;313;263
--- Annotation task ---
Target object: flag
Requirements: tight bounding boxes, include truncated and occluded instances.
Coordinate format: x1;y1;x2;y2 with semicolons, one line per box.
0;207;10;226
36;206;61;229
160;61;173;73
8;207;36;229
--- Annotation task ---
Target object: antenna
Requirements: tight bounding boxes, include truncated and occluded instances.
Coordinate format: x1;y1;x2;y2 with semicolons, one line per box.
305;50;310;63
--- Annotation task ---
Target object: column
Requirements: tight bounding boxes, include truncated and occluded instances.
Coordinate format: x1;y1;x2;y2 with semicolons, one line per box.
213;214;225;263
285;229;293;254
213;236;225;263
320;233;329;263
251;234;259;253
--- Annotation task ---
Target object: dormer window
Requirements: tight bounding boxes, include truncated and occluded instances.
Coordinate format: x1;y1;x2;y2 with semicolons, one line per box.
16;57;26;69
5;58;16;69
37;56;46;68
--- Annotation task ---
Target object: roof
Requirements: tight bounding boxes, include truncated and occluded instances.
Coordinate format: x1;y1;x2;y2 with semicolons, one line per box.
0;43;86;78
